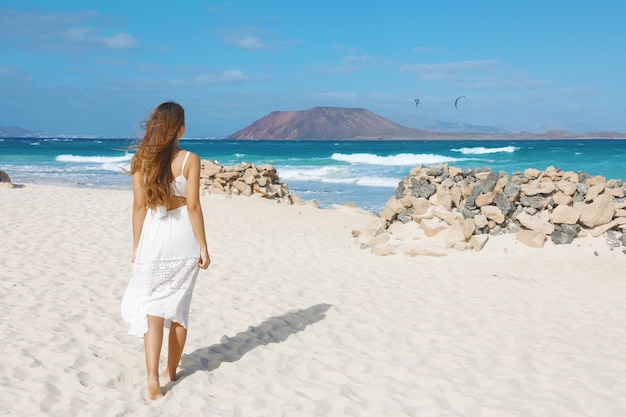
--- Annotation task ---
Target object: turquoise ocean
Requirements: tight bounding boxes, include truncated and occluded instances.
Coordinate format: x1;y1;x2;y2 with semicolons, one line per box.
1;137;625;213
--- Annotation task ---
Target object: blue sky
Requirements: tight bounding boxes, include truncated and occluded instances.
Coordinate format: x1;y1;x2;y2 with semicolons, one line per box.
1;1;625;137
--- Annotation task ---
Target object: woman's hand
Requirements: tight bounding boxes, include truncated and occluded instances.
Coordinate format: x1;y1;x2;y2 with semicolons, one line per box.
199;247;211;269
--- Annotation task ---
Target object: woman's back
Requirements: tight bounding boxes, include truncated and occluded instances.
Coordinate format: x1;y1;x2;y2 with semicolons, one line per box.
171;150;191;198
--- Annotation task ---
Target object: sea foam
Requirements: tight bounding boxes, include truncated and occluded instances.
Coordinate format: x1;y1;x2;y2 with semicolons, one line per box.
452;146;518;155
56;154;133;164
331;152;463;166
279;166;399;188
56;153;132;173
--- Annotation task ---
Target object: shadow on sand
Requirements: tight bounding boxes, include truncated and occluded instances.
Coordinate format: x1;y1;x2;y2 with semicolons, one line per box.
166;303;332;390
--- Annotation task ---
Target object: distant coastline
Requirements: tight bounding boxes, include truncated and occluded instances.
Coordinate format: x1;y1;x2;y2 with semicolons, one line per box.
226;107;626;140
3;106;626;140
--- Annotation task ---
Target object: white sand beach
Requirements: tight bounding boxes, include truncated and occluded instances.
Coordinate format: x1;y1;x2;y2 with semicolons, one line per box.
1;184;625;416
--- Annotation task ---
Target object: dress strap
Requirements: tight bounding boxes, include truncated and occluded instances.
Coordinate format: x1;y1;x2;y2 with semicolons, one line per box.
180;151;191;175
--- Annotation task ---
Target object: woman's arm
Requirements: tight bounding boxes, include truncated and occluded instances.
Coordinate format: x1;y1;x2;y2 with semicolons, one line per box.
184;153;211;269
131;171;147;262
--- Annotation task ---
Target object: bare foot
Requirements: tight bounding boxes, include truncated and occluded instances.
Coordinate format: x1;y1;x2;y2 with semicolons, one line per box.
162;368;178;383
146;376;163;400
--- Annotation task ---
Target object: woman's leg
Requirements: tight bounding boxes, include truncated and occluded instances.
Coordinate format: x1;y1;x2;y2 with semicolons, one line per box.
165;321;188;381
144;315;165;400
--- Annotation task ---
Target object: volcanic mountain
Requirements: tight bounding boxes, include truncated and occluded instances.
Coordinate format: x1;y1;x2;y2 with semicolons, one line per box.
227;107;429;140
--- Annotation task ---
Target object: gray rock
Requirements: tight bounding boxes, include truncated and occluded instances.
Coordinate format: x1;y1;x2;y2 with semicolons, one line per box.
410;178;437;199
506;222;521;233
465;183;484;209
503;181;521;199
519;195;548;209
395;181;406;199
578;171;592;183
397;208;414;224
489;225;503;236
426;167;445;177
462;208;480;219
551;223;580;244
493;192;513;215
480;171;500;193
605;230;622;248
551;230;575;244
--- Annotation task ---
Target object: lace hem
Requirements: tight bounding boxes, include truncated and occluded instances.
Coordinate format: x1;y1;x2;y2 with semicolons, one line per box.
132;257;198;293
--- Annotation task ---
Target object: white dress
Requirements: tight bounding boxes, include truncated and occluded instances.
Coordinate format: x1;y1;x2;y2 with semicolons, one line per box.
121;151;200;337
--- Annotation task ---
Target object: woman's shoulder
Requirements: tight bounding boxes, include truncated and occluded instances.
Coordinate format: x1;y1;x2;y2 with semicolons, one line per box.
178;150;200;175
173;149;197;163
178;149;198;158
180;149;200;163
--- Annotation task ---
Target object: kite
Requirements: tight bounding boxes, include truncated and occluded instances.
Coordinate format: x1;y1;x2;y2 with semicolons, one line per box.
454;96;465;110
414;98;420;107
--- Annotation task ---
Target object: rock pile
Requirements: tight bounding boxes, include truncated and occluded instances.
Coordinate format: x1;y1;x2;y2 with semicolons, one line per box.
200;160;297;204
353;164;626;255
0;170;14;188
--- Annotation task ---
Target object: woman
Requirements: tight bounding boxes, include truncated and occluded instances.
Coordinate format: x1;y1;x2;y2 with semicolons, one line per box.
121;101;210;400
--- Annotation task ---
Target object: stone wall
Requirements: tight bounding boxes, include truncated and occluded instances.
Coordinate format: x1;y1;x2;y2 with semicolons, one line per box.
200;160;297;204
353;165;626;254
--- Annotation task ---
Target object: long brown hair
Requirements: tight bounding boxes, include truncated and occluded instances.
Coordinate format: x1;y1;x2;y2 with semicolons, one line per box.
131;101;185;209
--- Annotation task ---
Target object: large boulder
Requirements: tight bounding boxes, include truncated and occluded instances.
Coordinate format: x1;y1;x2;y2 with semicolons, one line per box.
480;205;505;224
551;205;580;225
577;194;616;228
516;211;555;235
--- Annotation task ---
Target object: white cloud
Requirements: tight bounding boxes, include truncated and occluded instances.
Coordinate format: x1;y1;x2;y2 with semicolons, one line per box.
121;67;270;89
0;9;139;51
235;36;265;51
0;65;34;83
458;71;552;90
401;59;501;80
194;70;250;84
401;59;554;93
188;69;270;86
215;26;300;51
342;54;374;70
62;27;139;50
101;33;139;49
